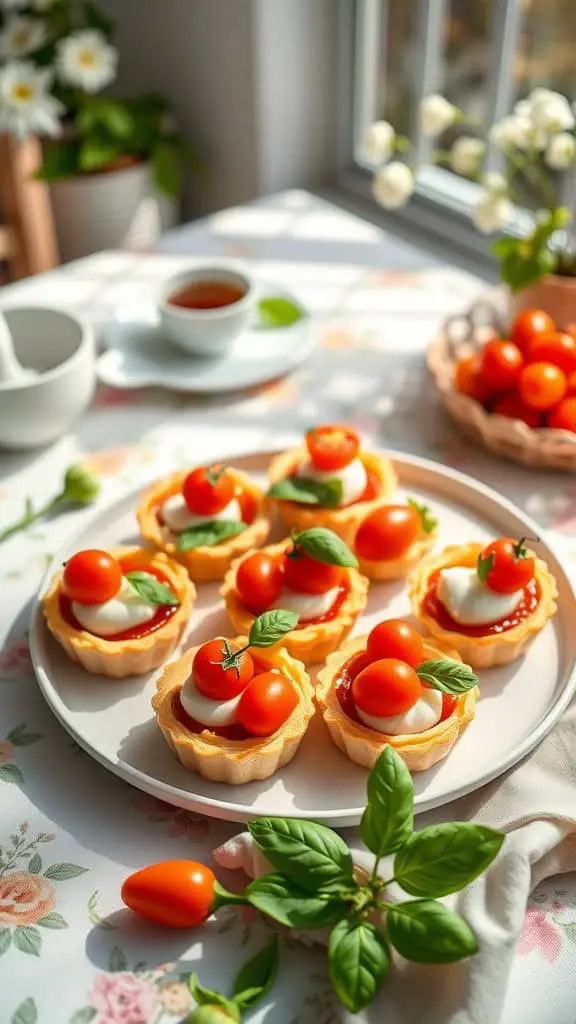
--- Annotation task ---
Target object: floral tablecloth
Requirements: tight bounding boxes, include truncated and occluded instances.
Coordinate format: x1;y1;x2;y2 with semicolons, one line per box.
1;191;576;1024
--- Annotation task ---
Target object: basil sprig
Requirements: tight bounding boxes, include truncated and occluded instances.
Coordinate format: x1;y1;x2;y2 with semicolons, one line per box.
178;519;246;552
293;527;358;568
124;571;179;606
416;659;478;694
188;936;278;1022
407;497;438;535
267;475;343;508
220;609;299;673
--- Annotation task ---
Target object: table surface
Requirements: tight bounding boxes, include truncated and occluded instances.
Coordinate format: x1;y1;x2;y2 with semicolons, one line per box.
1;190;576;1024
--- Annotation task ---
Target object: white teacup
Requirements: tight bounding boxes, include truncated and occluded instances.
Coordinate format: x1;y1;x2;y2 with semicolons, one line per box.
159;266;255;357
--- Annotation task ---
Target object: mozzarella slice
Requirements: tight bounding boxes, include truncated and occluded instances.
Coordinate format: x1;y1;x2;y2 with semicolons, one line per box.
296;456;367;506
270;585;340;620
180;678;242;727
357;690;442;736
436;566;522;626
72;578;156;637
162;495;241;534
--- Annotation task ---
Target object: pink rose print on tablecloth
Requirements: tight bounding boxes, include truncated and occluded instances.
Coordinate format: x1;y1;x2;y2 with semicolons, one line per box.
92;386;142;409
0;740;13;763
0;638;33;679
0;871;56;926
133;795;210;840
159;980;192;1016
516;906;562;962
88;972;158;1024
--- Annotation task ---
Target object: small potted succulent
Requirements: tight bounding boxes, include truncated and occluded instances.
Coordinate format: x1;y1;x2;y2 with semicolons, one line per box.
0;0;201;261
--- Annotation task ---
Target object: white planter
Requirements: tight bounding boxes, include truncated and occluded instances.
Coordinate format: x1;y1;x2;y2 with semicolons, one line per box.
49;161;178;263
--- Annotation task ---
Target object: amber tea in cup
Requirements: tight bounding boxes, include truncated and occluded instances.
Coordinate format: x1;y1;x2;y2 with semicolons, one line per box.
168;279;246;311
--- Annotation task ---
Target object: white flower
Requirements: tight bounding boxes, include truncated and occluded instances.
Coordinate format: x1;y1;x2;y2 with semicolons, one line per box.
489;114;532;150
545;132;576;170
420;94;457;136
530;89;574;134
449;136;484;177
372;161;414;210
473;191;512;234
362;120;395;163
482;171;508;195
0;15;47;58
0;60;63;139
513;99;531;119
56;30;117;93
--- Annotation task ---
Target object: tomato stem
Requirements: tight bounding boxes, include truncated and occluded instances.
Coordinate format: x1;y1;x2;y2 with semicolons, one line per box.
0;492;63;543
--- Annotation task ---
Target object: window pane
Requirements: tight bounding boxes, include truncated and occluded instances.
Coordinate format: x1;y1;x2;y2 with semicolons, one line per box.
442;0;494;122
376;0;418;138
515;0;576;100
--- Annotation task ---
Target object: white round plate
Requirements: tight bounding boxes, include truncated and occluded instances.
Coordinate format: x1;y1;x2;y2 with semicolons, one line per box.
30;450;576;826
97;282;313;393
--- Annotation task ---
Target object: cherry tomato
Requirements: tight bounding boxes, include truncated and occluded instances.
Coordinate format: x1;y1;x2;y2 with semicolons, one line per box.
548;397;576;433
527;331;576;375
479;537;536;595
454;354;492;404
283;552;342;595
355;505;420;561
192;638;254;700
518;362;567;411
236;671;298;736
565;371;576;397
352;658;421;718
305;425;360;471
479;340;523;392
510;308;555;351
366;619;424;669
121;859;215;928
236;552;284;614
493;392;542;428
62;549;122;606
183;465;234;515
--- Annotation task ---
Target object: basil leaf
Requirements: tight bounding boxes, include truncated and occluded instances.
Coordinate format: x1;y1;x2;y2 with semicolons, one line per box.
387;900;478;964
246;873;348;930
258;297;304;328
406;497;438;535
360;747;413;857
124;571;179;606
417;659;478;695
267;476;343;508
394;823;505;898
295;527;358;568
248;609;299;648
178;520;246;552
477;551;494;583
189;975;240;1020
328;919;390;1013
248;818;354;892
233;936;278;1008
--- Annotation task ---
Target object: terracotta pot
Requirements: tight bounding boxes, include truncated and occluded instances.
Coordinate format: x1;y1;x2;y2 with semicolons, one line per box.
508;274;576;330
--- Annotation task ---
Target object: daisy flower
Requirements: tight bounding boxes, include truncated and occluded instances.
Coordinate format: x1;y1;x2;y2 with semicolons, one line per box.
0;61;63;139
56;29;118;93
0;15;47;58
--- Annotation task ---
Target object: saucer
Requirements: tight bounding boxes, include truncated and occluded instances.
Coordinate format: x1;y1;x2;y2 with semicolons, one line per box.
97;284;313;394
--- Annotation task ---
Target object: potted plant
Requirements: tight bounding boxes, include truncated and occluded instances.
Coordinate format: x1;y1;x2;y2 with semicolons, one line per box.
365;89;576;327
0;0;202;261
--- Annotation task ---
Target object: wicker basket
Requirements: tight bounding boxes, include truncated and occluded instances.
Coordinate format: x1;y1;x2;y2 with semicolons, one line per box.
428;290;576;472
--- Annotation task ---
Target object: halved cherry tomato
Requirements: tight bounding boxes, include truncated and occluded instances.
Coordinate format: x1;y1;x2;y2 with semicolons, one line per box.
454;354;492;404
121;859;215;928
479;340;523;392
62;549;122;606
493;392;542;428
479;537;536;595
283;552;342;595
355;505;421;561
366;619;424;669
518;362;567;411
548;397;576;433
305;425;360;472
236;552;284;614
527;331;576;375
510;308;555;351
192;638;254;700
236;671;298;736
352;658;421;718
183;465;234;515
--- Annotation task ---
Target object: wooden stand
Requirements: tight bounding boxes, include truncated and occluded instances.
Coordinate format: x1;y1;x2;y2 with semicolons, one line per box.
0;134;59;280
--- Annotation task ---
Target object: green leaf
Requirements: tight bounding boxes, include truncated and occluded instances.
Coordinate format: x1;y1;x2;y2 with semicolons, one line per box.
268;476;343;508
248;817;353;892
189;975;240;1020
328;919;390;1013
108;945;127;972
44;862;88;881
125;570;179;606
246;873;348;929
360;747;414;857
416;660;478;695
295;527;358;568
0;763;24;785
38;912;68;929
78;137;122;173
69;1009;97;1024
7;725;42;746
406;498;438;535
258;297;304;328
28;853;42;874
11;998;38;1024
178;520;246;552
34;142;80;182
387;900;478;963
248;609;299;649
152;139;182;198
477;551;495;583
233;935;279;1008
13;926;41;957
98;101;134;139
0;927;11;956
82;1;115;36
394;823;505;898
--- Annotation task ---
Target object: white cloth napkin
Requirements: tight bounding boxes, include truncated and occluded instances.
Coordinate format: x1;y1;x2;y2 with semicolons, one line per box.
213;699;576;1023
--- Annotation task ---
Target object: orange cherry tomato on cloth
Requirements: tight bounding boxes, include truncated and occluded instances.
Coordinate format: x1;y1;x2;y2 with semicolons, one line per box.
355;505;421;561
509;308;555;351
454;354;492;404
183;465;234;515
478;537;536;595
527;332;576;375
493;392;542;428
366;619;424;669
193;638;254;700
236;671;298;736
352;658;421;718
62;549;122;606
548;397;576;433
518;362;567;411
305;425;360;472
479;340;523;392
236;552;284;614
122;860;215;928
283;552;342;595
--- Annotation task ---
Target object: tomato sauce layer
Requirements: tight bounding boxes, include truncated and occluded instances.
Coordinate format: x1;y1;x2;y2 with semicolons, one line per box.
335;652;457;727
171;656;275;740
296;579;350;627
423;570;540;637
282;462;380;508
155;484;257;529
59;556;178;642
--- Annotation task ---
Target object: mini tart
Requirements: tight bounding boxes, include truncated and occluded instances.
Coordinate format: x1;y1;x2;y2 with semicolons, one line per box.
42;547;195;679
316;635;478;772
221;539;370;665
153;642;315;784
356;525;438;582
136;468;271;582
268;447;397;545
408;543;558;669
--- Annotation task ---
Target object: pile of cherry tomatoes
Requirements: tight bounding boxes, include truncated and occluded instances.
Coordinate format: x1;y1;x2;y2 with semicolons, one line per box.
454;308;576;433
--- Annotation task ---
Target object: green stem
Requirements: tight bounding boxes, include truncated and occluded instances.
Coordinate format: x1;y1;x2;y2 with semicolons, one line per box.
0;835;40;877
370;858;381;885
506;149;556;210
0;492;63;544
